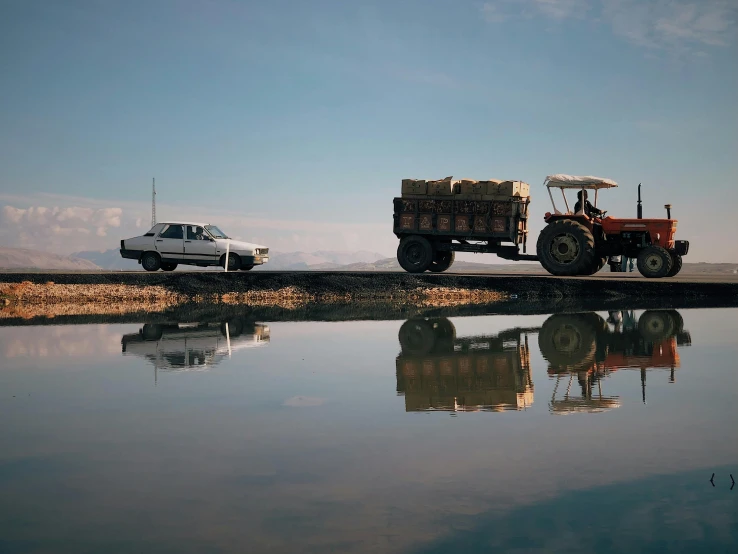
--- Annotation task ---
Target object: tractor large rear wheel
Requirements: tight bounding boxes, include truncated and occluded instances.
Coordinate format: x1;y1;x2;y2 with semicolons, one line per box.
538;313;599;371
583;256;608;276
397;236;433;273
637;246;673;278
666;252;683;277
536;219;597;276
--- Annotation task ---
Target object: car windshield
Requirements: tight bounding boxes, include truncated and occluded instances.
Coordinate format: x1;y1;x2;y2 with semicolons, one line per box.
205;225;229;239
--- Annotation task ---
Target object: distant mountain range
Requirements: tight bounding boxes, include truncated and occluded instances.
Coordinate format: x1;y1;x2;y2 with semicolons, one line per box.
0;247;99;270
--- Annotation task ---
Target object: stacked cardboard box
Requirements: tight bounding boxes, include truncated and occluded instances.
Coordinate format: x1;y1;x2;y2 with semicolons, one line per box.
401;179;427;196
427;176;455;196
485;180;530;198
401;177;530;201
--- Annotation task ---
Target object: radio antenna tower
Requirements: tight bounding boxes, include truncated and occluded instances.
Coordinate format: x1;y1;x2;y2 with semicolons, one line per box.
151;178;156;227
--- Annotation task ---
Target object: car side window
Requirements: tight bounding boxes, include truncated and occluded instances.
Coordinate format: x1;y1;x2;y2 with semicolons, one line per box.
159;225;183;239
186;225;206;240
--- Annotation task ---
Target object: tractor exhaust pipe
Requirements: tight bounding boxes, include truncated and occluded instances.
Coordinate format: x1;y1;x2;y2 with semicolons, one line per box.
637;183;642;219
665;204;672;219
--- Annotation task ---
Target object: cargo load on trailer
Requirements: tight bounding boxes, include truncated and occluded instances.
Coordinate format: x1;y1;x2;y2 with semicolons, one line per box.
393;176;535;273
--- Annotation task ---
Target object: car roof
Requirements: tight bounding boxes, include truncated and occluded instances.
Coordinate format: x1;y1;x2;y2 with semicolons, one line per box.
157;222;211;227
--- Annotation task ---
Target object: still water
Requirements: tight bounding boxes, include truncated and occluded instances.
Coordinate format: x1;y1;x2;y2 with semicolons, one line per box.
1;309;736;553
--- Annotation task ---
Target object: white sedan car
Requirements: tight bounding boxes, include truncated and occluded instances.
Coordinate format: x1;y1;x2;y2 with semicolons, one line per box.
120;222;269;271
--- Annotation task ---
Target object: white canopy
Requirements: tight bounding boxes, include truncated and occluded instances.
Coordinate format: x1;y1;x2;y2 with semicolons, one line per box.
544;174;618;189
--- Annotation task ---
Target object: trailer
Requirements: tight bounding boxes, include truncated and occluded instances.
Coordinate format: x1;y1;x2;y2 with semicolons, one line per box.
392;177;537;273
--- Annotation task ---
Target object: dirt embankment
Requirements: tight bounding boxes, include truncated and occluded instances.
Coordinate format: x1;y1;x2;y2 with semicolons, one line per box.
2;270;737;320
0;275;506;319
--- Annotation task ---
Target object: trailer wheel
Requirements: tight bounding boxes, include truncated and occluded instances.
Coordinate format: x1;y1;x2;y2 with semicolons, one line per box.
666;252;682;277
429;251;455;273
398;319;436;356
397;236;433;273
636;246;673;278
536;219;596;276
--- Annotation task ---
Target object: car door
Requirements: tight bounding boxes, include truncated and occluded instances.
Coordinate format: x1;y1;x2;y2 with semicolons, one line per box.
155;224;185;262
184;225;218;264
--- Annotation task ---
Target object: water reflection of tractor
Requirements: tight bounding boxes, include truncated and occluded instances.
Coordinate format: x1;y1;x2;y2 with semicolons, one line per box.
121;318;270;374
395;318;535;412
538;310;691;414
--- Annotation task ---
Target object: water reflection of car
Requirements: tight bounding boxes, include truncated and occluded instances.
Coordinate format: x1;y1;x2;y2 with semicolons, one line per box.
395;318;535;413
538;310;691;414
121;319;269;372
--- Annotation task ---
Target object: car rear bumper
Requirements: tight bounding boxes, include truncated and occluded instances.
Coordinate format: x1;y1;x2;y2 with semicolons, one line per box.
120;249;142;260
674;240;689;256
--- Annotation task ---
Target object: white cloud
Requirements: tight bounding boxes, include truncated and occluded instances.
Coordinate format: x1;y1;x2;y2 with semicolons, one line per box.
0;194;395;257
481;0;590;22
603;0;737;49
482;0;737;50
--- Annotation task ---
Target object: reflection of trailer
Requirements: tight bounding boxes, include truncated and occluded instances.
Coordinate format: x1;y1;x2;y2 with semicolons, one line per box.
395;318;535;412
121;320;269;374
538;310;691;413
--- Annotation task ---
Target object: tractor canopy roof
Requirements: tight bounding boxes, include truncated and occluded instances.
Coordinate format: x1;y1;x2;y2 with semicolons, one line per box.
544;174;618;190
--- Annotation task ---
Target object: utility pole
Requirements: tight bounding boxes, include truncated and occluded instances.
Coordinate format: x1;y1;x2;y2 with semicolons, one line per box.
151;178;156;228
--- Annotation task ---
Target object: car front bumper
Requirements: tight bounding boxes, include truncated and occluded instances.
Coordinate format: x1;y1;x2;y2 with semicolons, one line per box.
243;255;268;266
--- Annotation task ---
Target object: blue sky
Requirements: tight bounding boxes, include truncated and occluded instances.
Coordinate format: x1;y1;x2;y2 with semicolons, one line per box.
0;0;736;260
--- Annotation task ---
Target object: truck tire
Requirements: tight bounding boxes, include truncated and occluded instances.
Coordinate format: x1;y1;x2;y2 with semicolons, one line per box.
397;236;433;273
666;252;682;277
429;251;455;273
141;252;161;272
536;219;596;276
637;246;673;278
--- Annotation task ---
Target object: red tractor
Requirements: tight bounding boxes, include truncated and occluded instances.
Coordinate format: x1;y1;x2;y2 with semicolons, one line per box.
536;175;689;278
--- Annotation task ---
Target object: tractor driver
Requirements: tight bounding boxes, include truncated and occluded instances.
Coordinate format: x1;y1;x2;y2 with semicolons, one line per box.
575;190;604;218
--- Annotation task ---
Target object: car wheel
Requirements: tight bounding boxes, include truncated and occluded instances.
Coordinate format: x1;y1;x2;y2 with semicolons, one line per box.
222;253;241;271
141;252;161;272
161;263;178;271
240;265;254;271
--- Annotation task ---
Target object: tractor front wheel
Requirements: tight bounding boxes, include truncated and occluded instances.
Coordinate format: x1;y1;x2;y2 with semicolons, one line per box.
667;251;683;277
636;246;673;278
536;219;597;276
